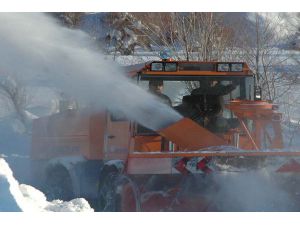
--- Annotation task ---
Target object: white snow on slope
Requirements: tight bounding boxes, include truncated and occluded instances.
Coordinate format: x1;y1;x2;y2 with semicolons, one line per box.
0;158;94;212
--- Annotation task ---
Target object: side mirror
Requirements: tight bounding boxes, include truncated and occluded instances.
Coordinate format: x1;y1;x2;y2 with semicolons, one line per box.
254;86;262;100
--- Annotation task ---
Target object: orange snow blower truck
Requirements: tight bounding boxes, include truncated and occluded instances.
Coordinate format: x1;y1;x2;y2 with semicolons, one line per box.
31;61;300;211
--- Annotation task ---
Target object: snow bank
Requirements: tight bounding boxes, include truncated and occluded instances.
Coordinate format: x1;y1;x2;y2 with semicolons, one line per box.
0;158;94;212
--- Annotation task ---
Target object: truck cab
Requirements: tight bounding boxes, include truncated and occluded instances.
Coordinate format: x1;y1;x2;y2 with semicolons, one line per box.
129;61;269;152
135;61;255;133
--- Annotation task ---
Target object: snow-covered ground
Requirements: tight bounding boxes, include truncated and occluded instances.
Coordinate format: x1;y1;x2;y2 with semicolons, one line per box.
0;158;94;212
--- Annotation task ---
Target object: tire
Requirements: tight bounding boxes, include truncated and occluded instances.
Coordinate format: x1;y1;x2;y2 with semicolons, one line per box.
97;172;141;212
44;165;74;201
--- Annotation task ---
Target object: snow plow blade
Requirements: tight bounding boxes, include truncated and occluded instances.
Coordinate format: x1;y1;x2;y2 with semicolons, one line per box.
158;117;227;150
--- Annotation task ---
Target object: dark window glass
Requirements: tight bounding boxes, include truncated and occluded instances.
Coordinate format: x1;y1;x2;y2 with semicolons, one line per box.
164;62;177;72
179;63;215;71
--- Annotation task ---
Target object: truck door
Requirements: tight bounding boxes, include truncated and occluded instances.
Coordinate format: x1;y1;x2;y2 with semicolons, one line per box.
104;111;131;160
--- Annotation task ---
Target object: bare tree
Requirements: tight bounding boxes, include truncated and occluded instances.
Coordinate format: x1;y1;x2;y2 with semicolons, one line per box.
51;12;83;28
0;74;30;133
278;12;300;50
104;13;152;56
132;13;235;61
238;13;299;102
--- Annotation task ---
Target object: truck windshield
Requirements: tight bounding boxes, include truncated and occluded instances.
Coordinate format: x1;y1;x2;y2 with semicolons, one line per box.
138;76;254;107
136;75;254;135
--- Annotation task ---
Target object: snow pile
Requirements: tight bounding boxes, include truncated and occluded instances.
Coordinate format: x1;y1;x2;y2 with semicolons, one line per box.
0;158;94;212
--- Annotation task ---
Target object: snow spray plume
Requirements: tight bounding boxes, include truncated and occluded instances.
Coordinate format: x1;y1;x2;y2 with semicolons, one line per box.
0;13;182;130
210;171;297;211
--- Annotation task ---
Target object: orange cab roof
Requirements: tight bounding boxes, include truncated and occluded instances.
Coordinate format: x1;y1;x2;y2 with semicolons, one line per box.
126;61;253;77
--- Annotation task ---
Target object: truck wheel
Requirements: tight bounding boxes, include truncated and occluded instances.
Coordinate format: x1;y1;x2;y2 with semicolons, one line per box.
98;172;141;212
44;165;74;201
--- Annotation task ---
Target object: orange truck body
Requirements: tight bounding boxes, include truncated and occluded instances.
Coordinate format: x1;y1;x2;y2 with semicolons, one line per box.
31;100;293;174
30;61;300;211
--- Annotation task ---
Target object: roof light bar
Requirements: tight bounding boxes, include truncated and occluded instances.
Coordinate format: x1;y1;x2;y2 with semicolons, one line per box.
217;63;244;72
151;62;163;71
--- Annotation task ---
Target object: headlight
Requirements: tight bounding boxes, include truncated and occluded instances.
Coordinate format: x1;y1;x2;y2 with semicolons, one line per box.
217;63;244;72
151;62;163;71
231;63;243;72
217;63;230;72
